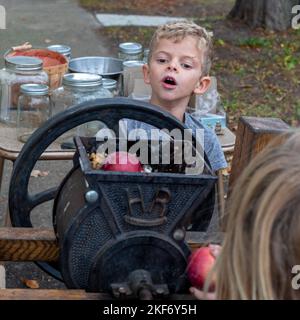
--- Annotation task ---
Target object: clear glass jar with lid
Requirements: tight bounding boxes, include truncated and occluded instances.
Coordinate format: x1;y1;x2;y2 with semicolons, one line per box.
102;78;119;97
118;42;143;61
47;44;72;60
17;84;51;143
51;73;112;141
122;60;145;97
0;56;49;125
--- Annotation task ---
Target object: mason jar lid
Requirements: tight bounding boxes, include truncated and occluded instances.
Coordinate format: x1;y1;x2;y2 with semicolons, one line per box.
102;78;117;90
123;60;145;68
119;42;143;55
5;56;43;71
47;44;71;56
20;83;49;96
62;73;102;88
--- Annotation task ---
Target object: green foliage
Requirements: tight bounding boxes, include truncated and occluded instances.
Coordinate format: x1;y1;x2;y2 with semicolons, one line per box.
295;101;300;120
223;99;239;112
215;39;225;47
238;37;272;48
282;47;299;70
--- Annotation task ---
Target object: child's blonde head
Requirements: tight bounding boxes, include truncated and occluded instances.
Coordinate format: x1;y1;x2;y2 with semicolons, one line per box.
215;130;300;299
148;20;213;76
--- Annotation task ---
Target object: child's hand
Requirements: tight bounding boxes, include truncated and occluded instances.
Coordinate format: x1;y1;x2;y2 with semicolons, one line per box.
189;243;221;300
189;287;216;300
208;244;221;258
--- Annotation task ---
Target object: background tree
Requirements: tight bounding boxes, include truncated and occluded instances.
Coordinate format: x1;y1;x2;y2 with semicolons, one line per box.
228;0;300;31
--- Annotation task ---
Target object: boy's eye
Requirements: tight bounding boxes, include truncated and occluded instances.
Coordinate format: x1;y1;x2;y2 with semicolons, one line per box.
182;63;192;69
157;58;168;63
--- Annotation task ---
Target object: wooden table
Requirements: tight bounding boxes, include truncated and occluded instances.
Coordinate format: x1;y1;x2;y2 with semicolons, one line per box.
0;123;75;192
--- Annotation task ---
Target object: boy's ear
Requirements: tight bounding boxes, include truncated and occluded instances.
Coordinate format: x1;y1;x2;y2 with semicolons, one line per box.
143;63;151;84
194;76;211;95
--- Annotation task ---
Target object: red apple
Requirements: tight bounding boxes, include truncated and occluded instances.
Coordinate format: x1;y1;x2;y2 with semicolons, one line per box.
102;151;143;172
187;247;216;291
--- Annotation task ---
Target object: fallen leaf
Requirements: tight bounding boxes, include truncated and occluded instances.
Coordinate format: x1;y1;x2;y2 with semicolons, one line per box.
21;278;39;289
30;170;49;178
275;96;283;102
216;39;225;46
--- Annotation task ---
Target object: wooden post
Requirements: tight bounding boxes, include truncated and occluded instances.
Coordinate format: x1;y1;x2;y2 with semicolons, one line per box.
229;116;290;189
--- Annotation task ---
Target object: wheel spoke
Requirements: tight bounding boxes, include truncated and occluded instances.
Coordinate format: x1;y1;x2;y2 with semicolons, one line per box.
28;187;58;210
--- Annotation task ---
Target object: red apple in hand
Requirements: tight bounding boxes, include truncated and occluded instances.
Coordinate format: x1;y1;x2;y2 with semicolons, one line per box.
187;247;216;291
102;151;143;172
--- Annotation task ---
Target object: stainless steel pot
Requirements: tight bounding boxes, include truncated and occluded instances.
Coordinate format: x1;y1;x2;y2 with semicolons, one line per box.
68;56;123;81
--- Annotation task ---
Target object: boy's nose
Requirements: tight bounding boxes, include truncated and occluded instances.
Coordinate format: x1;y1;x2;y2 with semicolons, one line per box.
167;64;178;72
167;60;178;72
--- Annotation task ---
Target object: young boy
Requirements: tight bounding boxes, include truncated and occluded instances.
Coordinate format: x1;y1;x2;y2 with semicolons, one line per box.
123;20;227;172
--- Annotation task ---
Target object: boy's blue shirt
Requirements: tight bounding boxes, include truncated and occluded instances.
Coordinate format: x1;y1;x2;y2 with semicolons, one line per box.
122;112;227;172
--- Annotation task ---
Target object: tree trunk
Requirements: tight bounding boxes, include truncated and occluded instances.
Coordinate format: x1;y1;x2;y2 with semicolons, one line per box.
228;0;300;31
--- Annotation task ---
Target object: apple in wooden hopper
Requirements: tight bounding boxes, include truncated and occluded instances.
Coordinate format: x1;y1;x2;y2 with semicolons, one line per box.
102;151;143;172
187;247;216;291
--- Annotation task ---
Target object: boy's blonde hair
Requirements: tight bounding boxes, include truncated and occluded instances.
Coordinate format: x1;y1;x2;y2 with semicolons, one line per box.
148;20;213;76
213;130;300;299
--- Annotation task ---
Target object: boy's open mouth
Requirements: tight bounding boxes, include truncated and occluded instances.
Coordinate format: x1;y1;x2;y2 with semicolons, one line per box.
162;76;177;87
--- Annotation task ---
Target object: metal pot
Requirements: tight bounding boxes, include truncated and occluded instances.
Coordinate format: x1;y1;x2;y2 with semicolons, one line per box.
68;56;123;81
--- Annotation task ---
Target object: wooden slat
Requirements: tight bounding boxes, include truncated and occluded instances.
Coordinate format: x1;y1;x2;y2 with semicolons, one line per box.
0;228;216;261
229;116;290;189
0;288;193;300
0;228;58;261
0;289;110;300
186;231;223;250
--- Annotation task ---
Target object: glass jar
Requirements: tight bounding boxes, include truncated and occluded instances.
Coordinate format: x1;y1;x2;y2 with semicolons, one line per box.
17;84;51;143
122;60;147;97
102;78;118;97
118;42;143;61
0;56;49;125
47;44;72;60
51;73;112;141
143;48;150;63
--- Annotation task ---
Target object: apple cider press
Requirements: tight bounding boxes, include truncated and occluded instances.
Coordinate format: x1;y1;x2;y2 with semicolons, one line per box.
8;98;217;299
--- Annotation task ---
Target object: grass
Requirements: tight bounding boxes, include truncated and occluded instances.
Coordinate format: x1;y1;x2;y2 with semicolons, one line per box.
238;37;273;48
